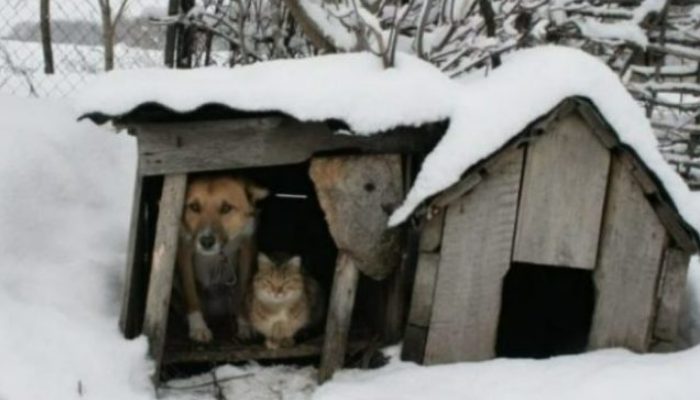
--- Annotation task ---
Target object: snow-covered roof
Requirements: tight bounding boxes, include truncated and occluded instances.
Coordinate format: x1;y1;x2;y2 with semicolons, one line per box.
75;46;700;241
75;52;457;134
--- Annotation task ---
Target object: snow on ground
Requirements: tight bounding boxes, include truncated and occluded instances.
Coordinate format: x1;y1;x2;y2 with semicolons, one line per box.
0;95;152;400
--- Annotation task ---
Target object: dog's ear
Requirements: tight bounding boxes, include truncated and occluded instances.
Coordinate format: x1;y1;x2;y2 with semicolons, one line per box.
246;182;269;204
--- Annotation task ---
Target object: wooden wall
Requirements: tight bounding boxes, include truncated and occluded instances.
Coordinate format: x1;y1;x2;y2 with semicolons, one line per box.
404;104;695;364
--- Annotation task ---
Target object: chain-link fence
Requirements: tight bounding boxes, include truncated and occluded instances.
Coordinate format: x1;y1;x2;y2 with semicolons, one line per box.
0;0;169;97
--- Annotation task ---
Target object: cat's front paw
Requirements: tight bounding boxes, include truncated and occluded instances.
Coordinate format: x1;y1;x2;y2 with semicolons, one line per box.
188;311;213;343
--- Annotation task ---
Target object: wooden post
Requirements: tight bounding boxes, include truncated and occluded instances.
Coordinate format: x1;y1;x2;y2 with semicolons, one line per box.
142;174;187;383
654;248;691;343
119;172;146;338
319;252;360;383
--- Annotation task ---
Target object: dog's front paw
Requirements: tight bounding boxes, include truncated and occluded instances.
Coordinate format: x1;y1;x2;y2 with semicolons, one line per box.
236;317;255;341
187;311;213;343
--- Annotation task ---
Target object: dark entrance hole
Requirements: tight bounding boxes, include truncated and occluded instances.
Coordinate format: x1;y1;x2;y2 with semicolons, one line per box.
496;262;595;358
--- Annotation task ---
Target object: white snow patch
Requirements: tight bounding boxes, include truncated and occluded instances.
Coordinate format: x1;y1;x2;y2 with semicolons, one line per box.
0;95;152;400
74;52;458;135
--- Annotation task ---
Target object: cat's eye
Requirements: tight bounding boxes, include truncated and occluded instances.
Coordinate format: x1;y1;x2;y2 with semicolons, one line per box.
188;202;201;213
220;202;235;214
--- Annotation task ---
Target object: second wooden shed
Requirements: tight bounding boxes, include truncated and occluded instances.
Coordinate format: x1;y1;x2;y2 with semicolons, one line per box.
401;97;700;364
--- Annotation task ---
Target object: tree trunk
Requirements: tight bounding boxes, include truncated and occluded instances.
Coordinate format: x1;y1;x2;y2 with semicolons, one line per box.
40;0;54;74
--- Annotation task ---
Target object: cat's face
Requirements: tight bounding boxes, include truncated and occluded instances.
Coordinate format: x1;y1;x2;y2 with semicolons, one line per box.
253;254;304;304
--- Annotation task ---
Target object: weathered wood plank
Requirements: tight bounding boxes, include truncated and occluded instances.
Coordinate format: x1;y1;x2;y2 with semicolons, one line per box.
309;154;403;279
319;252;360;383
142;174;187;382
654;248;691;342
424;148;523;364
430;173;482;210
401;324;429;363
574;101;618;149
513;113;610;270
588;158;666;352
136;118;442;176
406;253;440;327
419;208;446;252
119;172;146;338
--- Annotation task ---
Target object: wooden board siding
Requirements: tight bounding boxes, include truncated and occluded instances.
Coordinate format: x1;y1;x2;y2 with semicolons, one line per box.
135;118;442;176
588;158;667;352
423;148;523;363
513;112;610;270
654;248;691;342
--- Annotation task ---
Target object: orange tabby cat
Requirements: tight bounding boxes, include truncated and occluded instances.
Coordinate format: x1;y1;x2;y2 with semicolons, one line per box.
247;253;322;349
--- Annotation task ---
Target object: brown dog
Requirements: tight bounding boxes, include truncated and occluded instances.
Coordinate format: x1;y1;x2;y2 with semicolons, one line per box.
177;175;268;342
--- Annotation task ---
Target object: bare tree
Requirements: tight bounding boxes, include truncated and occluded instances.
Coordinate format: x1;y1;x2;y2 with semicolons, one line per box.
40;0;54;74
97;0;130;71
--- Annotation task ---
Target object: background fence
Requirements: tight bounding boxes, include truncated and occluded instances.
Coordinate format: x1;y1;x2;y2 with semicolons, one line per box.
0;0;168;97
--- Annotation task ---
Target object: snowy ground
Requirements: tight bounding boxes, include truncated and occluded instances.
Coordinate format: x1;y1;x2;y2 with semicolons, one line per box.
2;94;700;399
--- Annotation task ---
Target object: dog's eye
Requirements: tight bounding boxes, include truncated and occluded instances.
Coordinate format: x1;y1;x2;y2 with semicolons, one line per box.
220;202;235;214
188;202;201;213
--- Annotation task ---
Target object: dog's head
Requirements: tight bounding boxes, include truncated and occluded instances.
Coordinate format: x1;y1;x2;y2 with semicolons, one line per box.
182;176;268;255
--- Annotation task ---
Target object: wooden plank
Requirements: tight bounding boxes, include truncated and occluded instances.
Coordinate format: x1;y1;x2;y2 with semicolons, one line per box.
654;248;691;342
119;172;146;338
401;324;429;363
655;201;697;252
513;113;610;270
588;158;666;352
574;101;618;149
424;148;523;364
430;173;482;209
142;174;187;383
419;208;446;252
136;118;442;176
309;154;403;279
319;252;360;383
406;253;440;327
162;337;369;365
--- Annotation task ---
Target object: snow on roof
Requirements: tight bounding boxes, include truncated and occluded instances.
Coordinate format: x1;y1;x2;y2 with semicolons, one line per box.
389;46;700;238
75;52;457;135
75;46;700;237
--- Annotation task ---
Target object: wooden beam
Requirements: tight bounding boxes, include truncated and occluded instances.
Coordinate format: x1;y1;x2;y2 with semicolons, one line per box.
588;158;666;352
654;248;691;342
119;172;146;338
406;253;440;328
319;252;360;383
424;148;523;363
136;118;442;176
419;208;446;253
513;113;610;270
142;174;187;383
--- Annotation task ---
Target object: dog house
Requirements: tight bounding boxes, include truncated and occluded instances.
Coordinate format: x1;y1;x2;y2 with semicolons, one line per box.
401;97;700;364
81;103;444;384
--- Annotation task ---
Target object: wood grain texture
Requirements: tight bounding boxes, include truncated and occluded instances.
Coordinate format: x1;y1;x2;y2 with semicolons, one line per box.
588;158;666;352
419;209;446;253
513;112;610;270
136;118;441;176
424;148;523;364
654;248;691;342
309;154;403;279
120;172;146;338
319;252;360;383
406;253;440;327
142;174;187;382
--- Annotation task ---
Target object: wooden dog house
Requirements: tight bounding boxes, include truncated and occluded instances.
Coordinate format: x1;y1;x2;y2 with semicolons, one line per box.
401;97;700;365
82;103;444;384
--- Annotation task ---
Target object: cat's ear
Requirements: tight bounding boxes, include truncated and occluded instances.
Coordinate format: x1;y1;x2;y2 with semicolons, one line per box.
258;253;272;271
288;256;301;272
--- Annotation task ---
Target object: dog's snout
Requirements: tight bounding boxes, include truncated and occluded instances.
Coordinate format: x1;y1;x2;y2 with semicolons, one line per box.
199;234;216;250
